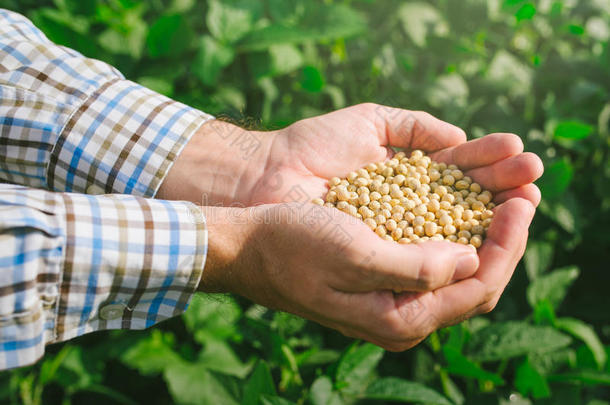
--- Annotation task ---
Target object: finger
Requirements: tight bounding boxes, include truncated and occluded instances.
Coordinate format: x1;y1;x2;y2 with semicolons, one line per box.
340;237;479;293
465;152;544;192
371;105;467;152
321;288;434;346
416;198;536;326
430;133;524;171
494;184;541;207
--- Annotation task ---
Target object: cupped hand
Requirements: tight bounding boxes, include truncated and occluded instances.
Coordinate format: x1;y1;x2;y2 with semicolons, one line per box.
253;103;543;207
198;202;481;340
238;103;543;349
334;197;536;351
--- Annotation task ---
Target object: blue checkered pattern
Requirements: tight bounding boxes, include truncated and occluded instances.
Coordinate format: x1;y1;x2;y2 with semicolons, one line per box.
0;9;209;369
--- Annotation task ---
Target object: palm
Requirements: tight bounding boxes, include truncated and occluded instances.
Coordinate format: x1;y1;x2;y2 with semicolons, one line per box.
252;106;385;204
252;104;542;208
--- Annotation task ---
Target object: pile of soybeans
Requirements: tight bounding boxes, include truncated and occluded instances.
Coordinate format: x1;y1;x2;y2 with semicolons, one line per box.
312;150;494;249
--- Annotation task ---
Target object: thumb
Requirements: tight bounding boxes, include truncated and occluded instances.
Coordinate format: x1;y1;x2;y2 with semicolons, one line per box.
347;236;479;293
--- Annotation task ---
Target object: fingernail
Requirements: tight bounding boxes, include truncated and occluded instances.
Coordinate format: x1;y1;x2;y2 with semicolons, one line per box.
453;253;479;280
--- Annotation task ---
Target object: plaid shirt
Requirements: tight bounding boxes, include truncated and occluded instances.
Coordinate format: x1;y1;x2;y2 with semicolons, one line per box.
0;9;211;369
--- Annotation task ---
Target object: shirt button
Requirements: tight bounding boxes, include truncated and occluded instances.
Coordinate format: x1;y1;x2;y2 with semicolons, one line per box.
99;304;125;320
86;184;105;195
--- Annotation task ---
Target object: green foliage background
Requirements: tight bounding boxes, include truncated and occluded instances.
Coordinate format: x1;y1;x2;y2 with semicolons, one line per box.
1;0;609;404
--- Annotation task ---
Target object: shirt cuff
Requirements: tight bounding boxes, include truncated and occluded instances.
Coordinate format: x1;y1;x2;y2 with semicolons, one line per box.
0;185;206;369
46;79;214;197
52;191;207;342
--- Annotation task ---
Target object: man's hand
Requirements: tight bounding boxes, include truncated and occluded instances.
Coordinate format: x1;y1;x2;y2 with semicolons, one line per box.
158;103;542;208
198;196;535;351
375;197;537;351
257;103;542;207
197;203;480;344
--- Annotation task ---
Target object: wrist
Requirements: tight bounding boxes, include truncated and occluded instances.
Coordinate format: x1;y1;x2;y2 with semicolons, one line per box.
196;205;264;294
157;120;272;206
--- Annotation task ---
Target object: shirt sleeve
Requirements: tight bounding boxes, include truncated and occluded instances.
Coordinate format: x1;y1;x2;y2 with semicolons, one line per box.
0;184;207;370
0;9;213;196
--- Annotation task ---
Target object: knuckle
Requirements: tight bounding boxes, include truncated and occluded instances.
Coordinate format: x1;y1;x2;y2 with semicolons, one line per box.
479;296;500;314
484;285;499;303
380;339;418;352
335;325;357;340
361;102;377;109
382;342;408;352
416;264;445;291
414;110;432;121
355;102;379;113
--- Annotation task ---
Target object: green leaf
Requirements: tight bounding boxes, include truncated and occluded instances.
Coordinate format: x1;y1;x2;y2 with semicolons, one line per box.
530;348;577;374
237;4;366;51
514;357;551;399
426;73;469;109
587;401;610;405
309;376;342;405
30;8;97;55
183;294;241;344
523;240;554;280
54;346;102;389
439;371;464;405
324;85;346;110
548;370;610;385
98;21;147;58
298;349;340;367
335;343;384;394
515;3;536;21
555;318;607;370
576;344;599;369
206;0;260;44
364;377;452;405
242;362;276;405
554;120;594;139
38;345;72;386
212;86;246;111
193;35;235;86
413;348;437;383
164;364;238;405
300;66;325;93
78;384;138;405
268;44;303;76
467;322;572;362
444;324;468;351
121;330;183;376
260;395;297;405
147;14;193;57
168;0;195;13
442;346;504;384
533;299;556;325
398;2;448;47
137;77;174;97
487;50;533;96
266;0;303;23
537;159;574;199
198;340;252;378
568;24;585;35
526;266;580;310
538;194;581;234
